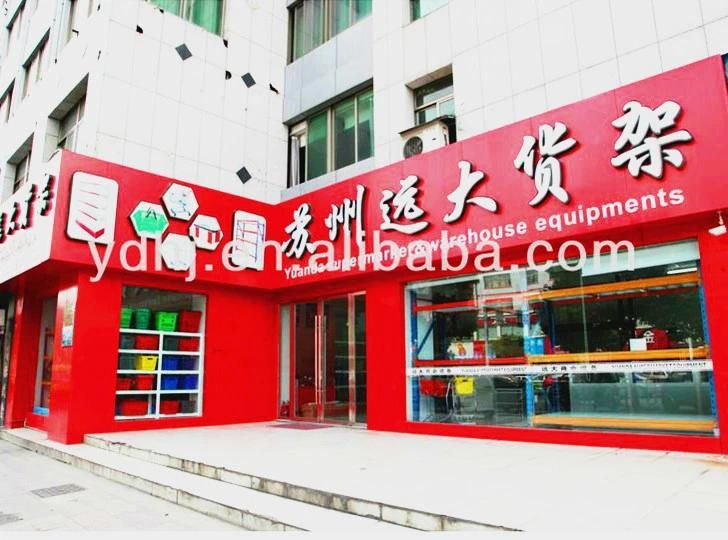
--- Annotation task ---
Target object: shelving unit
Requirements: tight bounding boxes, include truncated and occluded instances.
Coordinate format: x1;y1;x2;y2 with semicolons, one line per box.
115;327;204;420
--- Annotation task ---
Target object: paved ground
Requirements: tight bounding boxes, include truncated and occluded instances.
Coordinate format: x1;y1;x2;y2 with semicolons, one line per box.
0;439;240;531
91;422;728;532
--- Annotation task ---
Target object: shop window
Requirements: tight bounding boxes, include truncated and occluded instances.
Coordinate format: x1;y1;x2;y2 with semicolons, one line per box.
289;0;372;62
405;241;718;436
0;82;14;124
57;95;85;151
410;0;448;21
289;87;374;186
148;0;224;35
23;37;48;99
34;298;57;415
116;287;206;420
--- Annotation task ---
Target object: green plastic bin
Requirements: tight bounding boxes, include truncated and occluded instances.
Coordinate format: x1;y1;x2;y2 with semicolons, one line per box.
134;308;152;330
155;312;178;332
120;308;133;329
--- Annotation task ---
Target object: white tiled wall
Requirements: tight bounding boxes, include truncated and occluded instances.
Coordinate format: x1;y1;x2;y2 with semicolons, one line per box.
0;0;288;204
372;0;728;169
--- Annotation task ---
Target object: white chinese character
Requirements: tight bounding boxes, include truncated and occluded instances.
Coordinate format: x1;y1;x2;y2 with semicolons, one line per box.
324;185;366;243
611;100;693;179
380;176;429;234
283;203;314;259
444;161;498;224
514;122;576;206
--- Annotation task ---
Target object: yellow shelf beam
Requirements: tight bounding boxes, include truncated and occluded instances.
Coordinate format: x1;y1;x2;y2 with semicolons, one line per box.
527;347;709;364
532;414;715;433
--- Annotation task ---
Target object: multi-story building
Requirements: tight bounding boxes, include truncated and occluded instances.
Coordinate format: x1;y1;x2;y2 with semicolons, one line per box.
4;0;728;459
0;0;288;204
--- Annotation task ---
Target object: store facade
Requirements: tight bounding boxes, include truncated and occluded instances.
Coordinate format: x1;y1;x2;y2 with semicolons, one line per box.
3;56;728;453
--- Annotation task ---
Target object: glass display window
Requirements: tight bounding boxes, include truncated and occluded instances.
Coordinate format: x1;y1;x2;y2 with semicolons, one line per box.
115;286;206;420
405;241;718;436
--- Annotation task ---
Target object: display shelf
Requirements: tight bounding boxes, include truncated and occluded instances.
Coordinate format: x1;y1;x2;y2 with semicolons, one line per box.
116;389;199;395
531;412;716;433
119;328;203;338
527;347;709;364
118;349;201;355
117;369;200;375
414;356;527;367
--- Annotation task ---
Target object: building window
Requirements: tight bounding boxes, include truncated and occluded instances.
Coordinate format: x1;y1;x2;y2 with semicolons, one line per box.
0;83;13;123
148;0;224;35
116;287;206;420
13;149;31;194
289;87;373;185
289;0;372;62
57;96;85;151
6;2;24;53
405;241;717;436
23;39;48;99
414;75;454;125
410;0;448;21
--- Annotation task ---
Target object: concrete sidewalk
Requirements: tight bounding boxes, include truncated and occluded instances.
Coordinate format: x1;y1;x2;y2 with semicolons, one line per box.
87;422;728;532
0;439;239;531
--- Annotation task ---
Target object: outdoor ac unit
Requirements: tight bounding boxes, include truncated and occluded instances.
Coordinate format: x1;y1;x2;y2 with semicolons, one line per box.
402;120;450;159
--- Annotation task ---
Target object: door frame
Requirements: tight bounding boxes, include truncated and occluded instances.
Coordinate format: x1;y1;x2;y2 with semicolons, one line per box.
287;291;365;425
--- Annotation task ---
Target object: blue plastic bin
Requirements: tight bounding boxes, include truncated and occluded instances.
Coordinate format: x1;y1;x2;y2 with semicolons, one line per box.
181;375;198;390
161;356;180;370
161;376;180;390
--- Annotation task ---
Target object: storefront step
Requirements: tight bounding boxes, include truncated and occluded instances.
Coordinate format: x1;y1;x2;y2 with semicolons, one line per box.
0;428;412;532
83;431;513;532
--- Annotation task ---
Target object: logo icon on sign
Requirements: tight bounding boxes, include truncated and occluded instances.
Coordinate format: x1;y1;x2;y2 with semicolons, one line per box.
66;173;119;244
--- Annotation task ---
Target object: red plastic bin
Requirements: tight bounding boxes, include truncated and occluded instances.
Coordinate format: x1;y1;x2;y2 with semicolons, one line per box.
135;335;160;351
178;311;202;333
119;399;148;416
178;337;200;352
134;374;155;390
160;401;180;415
116;378;133;391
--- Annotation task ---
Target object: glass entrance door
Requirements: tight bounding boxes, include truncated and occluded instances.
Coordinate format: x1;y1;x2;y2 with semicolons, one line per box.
289;294;366;424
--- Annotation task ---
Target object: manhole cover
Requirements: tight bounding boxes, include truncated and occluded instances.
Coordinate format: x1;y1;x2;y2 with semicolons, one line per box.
0;512;22;525
30;483;86;498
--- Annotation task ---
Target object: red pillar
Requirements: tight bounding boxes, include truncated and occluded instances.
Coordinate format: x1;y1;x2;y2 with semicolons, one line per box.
697;231;728;453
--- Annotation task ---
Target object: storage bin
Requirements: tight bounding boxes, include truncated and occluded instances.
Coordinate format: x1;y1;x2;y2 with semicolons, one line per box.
161;376;180;390
116;377;133;391
161;356;180;370
119;399;148;416
179;400;197;414
163;336;180;351
419;378;449;397
134;308;152;330
134;374;155;390
134;355;158;371
155;311;178;332
178;337;200;352
160;401;180;415
454;377;474;396
178;310;202;333
179;356;197;370
120;308;133;329
119;334;136;349
118;354;136;370
180;375;198;390
135;335;160;351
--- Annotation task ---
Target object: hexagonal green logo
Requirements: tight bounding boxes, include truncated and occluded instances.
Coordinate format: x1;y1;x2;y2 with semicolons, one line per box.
130;202;169;239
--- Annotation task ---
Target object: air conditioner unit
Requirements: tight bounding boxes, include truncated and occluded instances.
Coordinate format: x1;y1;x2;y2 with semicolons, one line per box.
401;120;450;159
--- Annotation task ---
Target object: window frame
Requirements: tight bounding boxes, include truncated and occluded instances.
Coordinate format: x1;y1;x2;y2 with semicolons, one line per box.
288;0;372;62
413;75;454;126
410;0;449;22
0;82;14;124
289;87;374;186
22;37;48;99
147;0;225;36
57;96;86;152
13;148;32;195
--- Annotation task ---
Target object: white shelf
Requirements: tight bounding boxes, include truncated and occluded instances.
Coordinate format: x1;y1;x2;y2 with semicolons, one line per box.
116;389;199;395
118;349;201;356
119;328;202;338
114;412;201;420
117;370;200;375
